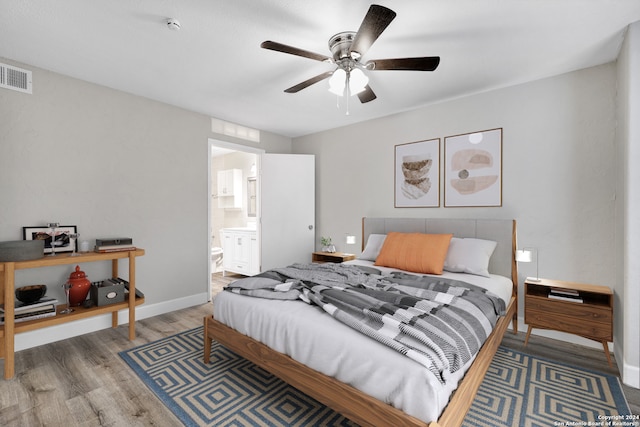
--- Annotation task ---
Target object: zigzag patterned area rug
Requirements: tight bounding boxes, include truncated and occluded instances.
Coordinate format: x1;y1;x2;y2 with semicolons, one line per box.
119;327;631;427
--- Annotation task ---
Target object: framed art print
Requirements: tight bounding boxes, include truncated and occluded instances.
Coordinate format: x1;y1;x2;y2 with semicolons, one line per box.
394;138;440;207
23;225;78;254
444;128;502;207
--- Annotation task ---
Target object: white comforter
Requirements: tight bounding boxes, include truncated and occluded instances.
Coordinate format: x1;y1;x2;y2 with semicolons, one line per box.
213;261;512;423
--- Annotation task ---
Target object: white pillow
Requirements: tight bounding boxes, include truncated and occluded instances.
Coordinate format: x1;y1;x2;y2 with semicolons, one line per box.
444;237;497;277
358;234;387;261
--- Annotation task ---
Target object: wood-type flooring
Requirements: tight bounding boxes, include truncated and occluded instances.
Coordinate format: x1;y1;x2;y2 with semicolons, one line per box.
0;273;636;426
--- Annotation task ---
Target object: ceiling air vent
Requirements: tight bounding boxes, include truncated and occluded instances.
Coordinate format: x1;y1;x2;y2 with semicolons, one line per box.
0;63;32;94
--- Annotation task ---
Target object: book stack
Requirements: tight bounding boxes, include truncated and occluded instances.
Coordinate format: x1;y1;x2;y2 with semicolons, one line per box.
548;287;583;303
0;297;58;324
95;237;135;253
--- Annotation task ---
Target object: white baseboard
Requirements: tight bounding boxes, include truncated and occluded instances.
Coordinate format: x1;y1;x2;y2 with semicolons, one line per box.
14;293;210;352
623;361;640;389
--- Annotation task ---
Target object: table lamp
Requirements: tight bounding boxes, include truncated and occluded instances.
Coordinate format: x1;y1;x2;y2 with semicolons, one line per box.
345;234;356;255
516;247;540;282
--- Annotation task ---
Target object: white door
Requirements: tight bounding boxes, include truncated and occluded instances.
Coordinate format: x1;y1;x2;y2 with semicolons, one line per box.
260;154;315;271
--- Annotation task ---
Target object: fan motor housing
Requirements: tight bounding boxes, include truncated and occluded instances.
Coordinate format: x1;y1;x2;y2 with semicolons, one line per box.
329;31;356;60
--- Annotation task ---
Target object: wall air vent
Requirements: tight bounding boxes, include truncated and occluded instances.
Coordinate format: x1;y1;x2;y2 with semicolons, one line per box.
0;63;32;94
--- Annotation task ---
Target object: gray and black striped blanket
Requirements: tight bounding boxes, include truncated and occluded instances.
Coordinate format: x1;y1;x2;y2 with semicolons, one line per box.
225;263;505;383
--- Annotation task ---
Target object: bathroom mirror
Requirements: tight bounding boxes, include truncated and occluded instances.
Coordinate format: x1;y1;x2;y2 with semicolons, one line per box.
247;177;257;217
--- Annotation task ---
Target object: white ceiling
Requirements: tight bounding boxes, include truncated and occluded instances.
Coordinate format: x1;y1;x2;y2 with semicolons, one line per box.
2;1;640;138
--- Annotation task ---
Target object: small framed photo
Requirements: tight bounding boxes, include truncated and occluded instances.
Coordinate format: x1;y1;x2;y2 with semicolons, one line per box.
394;138;440;208
444;128;502;207
23;225;78;254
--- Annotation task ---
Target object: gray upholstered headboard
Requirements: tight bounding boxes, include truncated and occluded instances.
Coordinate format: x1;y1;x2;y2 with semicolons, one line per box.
362;217;517;283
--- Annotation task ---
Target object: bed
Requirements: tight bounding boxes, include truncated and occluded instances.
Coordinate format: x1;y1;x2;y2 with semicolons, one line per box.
204;218;518;427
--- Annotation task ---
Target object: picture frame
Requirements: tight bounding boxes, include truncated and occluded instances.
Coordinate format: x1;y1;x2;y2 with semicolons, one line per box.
22;225;78;254
394;138;440;208
444;128;502;207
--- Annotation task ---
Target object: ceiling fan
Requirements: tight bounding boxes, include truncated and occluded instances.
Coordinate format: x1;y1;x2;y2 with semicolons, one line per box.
261;4;440;105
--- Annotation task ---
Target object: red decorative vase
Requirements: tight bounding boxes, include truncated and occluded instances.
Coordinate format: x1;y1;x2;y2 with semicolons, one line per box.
68;265;91;306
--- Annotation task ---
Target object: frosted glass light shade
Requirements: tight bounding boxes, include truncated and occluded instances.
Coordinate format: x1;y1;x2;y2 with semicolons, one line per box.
328;68;369;96
329;69;346;96
349;68;368;94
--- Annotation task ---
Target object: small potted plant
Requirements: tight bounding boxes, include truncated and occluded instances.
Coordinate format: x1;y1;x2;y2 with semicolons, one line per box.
321;236;336;253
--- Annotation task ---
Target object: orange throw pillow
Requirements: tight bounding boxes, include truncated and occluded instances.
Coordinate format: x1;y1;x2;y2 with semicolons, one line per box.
374;232;453;274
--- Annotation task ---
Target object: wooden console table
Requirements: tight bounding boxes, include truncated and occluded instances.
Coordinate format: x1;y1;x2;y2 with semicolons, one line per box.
0;249;145;379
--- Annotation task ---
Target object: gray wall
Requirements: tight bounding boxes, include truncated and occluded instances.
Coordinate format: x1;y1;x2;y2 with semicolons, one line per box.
616;21;640;388
293;63;627;368
0;58;291;349
294;64;616;289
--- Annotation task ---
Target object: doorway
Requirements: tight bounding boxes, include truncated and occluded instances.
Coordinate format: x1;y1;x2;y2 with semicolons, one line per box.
208;139;264;299
208;140;316;301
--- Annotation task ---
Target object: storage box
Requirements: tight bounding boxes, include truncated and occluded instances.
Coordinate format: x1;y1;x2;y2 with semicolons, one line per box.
0;240;44;262
90;278;126;306
95;238;133;247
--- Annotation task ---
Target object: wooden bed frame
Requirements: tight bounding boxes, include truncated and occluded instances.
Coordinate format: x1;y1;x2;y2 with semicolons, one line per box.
204;218;519;427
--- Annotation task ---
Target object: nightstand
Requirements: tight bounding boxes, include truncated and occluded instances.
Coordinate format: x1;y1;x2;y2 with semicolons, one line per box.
311;252;356;263
524;278;613;366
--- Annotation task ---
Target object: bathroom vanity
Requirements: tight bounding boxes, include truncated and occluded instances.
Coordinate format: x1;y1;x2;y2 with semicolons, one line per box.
220;228;259;276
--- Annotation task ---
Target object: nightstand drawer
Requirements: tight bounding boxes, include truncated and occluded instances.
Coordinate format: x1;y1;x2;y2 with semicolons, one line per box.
526;297;612;323
525;308;612;340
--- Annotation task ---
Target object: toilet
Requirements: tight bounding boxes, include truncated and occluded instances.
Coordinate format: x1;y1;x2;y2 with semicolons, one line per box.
211;247;224;272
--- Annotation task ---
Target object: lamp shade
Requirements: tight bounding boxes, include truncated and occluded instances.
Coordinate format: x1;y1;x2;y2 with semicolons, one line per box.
515;249;532;263
516;247;540;282
349;68;369;94
328;68;368;96
328;69;346;96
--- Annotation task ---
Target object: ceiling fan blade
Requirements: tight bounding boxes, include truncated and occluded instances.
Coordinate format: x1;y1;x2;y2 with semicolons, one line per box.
366;57;441;71
284;71;334;93
261;41;332;63
357;85;377;103
349;5;397;59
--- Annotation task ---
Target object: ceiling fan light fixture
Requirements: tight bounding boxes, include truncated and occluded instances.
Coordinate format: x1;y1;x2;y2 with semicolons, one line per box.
328;68;368;97
349;68;369;94
263;5;435;106
328;69;347;96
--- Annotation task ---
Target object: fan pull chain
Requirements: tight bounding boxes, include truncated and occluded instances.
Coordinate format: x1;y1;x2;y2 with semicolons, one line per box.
345;70;351;115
